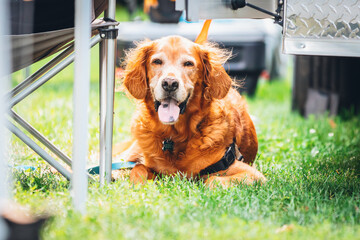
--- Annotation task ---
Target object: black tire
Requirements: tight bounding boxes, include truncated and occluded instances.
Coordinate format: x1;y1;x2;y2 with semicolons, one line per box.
292;55;360;117
269;52;281;81
148;0;182;23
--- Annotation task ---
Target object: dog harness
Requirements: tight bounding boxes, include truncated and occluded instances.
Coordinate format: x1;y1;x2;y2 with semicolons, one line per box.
161;138;243;176
199;141;243;176
162;139;174;151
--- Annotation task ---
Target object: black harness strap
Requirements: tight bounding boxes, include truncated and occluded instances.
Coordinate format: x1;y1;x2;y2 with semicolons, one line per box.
199;141;243;176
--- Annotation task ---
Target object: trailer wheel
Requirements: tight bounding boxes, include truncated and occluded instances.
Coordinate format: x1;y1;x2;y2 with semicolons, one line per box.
292;55;360;117
148;0;182;23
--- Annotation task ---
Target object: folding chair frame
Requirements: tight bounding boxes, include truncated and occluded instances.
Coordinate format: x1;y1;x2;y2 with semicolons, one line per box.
6;3;117;184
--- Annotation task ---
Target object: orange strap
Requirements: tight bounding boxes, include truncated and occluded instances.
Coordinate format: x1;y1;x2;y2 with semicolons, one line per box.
144;0;158;13
195;19;212;44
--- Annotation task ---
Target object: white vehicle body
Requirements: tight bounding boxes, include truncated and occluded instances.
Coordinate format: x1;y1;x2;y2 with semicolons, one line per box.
177;0;360;57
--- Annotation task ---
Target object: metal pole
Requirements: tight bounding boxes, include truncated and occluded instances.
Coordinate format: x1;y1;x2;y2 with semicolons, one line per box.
10;111;96;181
10;52;75;107
23;66;30;80
99;0;117;185
10;110;72;166
7;121;72;180
99;36;108;185
0;0;11;238
9;44;74;98
9;35;101;108
72;0;91;214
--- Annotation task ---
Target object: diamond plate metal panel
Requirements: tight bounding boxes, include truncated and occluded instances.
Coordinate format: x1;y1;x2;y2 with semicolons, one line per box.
283;0;360;56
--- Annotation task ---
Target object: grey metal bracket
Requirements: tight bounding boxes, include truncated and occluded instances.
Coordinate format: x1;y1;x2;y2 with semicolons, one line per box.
99;28;118;40
227;0;284;26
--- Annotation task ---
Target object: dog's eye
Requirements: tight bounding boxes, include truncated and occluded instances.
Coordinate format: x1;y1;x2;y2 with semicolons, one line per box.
152;59;163;65
184;61;194;67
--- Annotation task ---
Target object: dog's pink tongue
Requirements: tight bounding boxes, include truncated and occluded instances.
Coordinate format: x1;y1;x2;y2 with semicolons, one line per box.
158;98;180;124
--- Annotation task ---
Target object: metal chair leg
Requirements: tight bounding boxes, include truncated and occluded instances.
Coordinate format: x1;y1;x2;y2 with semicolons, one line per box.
0;107;9;221
99;0;117;186
10;110;72;167
7;121;72;180
72;0;92;213
6;36;101;181
0;0;11;236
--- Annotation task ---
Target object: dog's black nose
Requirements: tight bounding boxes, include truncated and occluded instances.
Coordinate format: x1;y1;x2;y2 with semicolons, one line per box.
162;78;179;92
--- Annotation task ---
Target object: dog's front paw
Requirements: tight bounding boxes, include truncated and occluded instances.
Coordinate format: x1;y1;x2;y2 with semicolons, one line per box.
205;176;229;188
129;164;152;185
205;172;266;188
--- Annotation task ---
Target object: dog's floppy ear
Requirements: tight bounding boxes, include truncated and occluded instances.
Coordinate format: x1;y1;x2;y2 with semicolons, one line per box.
123;40;154;99
198;44;232;99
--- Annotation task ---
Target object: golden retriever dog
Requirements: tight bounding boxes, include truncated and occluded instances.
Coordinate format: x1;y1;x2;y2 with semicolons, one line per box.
119;35;266;187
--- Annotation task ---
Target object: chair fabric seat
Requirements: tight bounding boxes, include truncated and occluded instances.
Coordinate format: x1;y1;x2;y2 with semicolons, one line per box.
9;0;109;72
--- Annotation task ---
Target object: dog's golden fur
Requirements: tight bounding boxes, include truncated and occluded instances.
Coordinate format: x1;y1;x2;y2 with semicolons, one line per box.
118;36;265;187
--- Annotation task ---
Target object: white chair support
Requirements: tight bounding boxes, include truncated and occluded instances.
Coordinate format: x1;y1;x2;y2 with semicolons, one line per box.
0;0;11;236
72;0;92;213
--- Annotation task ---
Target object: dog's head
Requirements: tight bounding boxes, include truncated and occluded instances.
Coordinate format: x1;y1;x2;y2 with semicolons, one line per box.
123;35;232;125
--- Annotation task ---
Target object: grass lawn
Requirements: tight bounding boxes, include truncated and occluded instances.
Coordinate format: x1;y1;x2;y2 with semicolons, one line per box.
8;42;360;239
